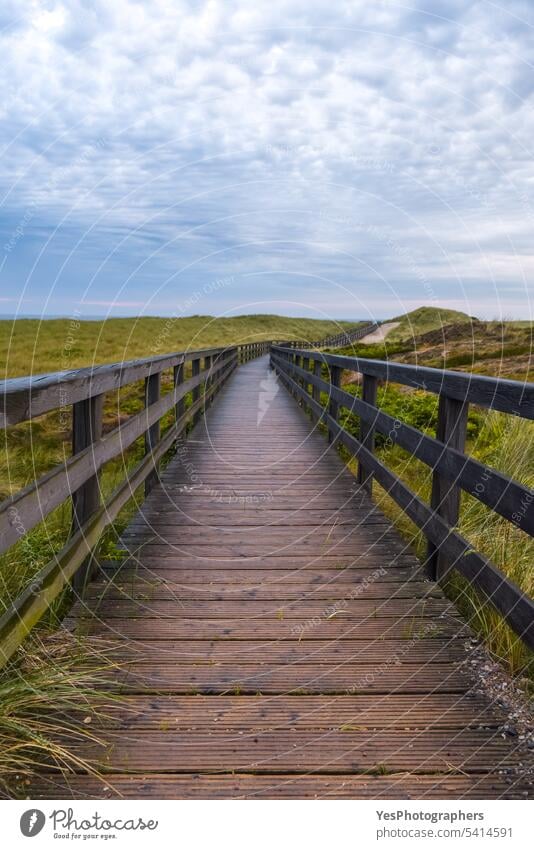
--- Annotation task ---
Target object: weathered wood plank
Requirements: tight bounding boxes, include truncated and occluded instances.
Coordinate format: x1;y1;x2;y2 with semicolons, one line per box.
52;729;523;773
74;694;504;729
27;773;532;800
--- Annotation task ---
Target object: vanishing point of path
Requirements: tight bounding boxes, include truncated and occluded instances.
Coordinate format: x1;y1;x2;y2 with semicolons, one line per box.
33;357;532;799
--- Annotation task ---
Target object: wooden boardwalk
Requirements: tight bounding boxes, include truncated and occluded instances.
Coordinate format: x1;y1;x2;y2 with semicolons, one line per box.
33;356;532;799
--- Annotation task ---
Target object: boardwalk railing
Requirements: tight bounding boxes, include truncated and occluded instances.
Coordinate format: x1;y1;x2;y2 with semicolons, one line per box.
277;321;379;350
0;341;268;665
271;345;534;649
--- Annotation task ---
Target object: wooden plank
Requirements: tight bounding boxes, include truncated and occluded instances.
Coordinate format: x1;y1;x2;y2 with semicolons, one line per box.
76;694;504;729
105;638;468;663
94;558;426;584
69;616;466;640
328;364;341;443
173;361;184;422
53;729;523;773
106;664;469;694
83;579;442;601
26;772;533;800
72;597;452;619
191;357;200;423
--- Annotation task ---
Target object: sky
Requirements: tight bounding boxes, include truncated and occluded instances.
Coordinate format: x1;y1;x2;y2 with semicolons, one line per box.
0;0;533;321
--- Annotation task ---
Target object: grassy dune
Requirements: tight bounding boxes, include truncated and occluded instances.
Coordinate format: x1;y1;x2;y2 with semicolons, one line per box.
349;310;532;383
386;306;476;342
0;314;361;378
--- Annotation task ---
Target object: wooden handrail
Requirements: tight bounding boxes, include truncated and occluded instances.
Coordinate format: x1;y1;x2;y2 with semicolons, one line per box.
276;321;379;350
273;346;534;418
271;346;534;649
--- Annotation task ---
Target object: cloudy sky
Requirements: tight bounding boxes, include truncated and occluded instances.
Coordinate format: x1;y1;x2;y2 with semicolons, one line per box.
1;0;533;320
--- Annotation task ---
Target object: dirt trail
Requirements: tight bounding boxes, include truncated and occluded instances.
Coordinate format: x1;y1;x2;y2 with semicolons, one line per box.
359;321;400;344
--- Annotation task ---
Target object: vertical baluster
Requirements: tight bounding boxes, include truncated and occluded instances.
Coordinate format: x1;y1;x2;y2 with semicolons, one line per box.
312;358;322;408
71;394;104;591
144;371;161;496
174;361;184;428
191;358;201;425
427;393;469;581
357;373;378;493
302;356;310;414
204;354;212;407
328;365;342;444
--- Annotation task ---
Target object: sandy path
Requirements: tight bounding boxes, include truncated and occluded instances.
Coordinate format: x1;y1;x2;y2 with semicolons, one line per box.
359;321;400;344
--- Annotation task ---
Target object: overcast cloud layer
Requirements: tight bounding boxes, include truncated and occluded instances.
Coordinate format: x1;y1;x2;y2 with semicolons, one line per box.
1;0;533;320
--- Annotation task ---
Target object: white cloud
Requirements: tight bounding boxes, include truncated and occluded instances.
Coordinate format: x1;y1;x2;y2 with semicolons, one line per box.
0;0;533;318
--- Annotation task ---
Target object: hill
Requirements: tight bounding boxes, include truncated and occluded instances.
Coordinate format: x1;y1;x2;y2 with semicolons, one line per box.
385;306;475;342
0;315;362;379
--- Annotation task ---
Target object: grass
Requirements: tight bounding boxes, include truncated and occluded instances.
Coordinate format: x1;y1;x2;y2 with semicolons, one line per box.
0;314;362;378
386;305;475;342
0;631;119;798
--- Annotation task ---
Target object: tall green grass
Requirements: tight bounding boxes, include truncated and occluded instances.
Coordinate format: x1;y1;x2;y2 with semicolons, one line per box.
0;315;362;378
0;632;119;797
452;413;534;676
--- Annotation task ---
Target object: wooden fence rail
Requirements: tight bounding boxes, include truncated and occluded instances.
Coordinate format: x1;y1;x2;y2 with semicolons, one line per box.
277;321;379;350
271;345;534;649
0;342;268;665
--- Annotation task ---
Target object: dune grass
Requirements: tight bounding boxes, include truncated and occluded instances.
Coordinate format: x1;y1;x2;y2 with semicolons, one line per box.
386;306;475;341
0;631;119;798
0;314;362;378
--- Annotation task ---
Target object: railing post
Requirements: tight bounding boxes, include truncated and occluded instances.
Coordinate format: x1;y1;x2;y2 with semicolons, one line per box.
71;393;104;591
191;357;201;425
357;373;378;494
174;361;184;426
328;365;342;444
144;371;161;496
204;354;212;407
293;354;301;403
312;358;322;407
427;393;469;582
302;356;310;414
